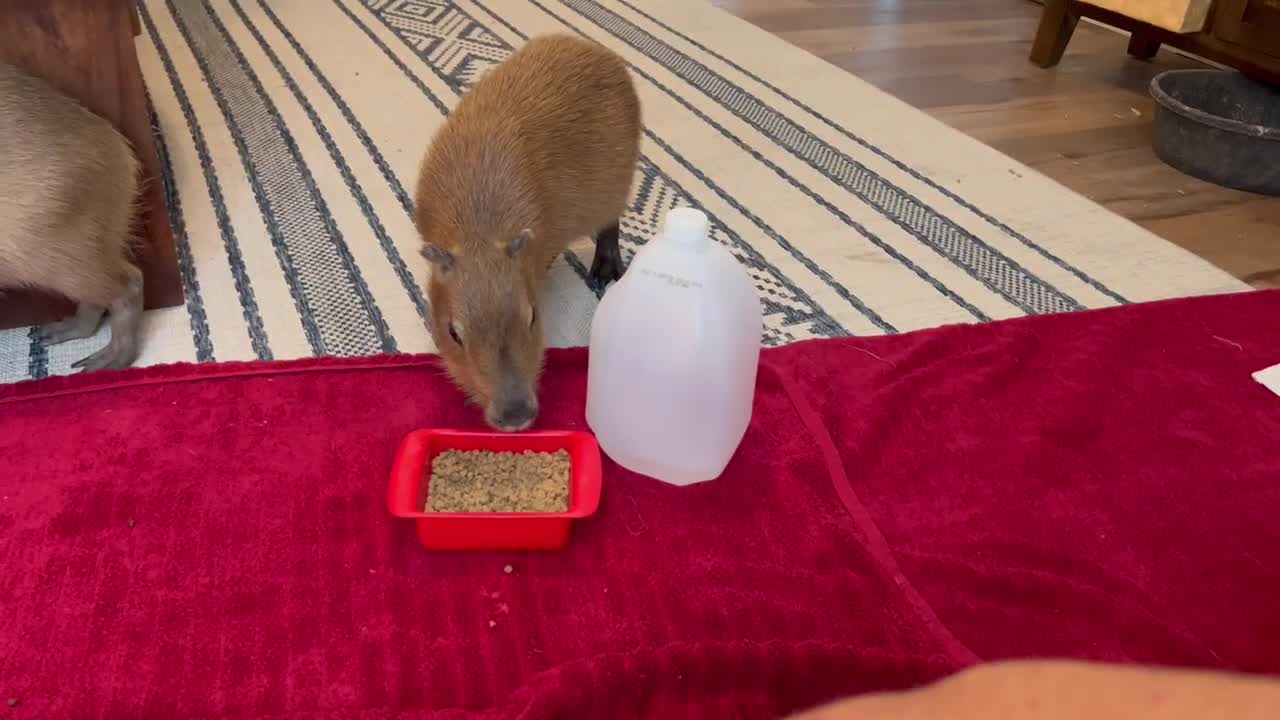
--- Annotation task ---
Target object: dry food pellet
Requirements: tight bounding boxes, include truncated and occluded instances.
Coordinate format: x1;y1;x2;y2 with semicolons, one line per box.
425;449;570;513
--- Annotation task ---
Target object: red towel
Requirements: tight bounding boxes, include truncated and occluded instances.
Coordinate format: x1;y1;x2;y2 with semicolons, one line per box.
1;290;1278;718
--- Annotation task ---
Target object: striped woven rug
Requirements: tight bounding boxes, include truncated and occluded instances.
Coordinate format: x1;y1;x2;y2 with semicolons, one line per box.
0;0;1246;383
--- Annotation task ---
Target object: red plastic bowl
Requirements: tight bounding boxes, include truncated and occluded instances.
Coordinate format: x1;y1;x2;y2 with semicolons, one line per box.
387;429;603;551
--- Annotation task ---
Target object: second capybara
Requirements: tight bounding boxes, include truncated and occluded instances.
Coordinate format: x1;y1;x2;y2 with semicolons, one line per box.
0;63;144;371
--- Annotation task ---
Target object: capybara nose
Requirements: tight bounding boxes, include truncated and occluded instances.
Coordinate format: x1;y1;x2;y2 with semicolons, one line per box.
491;398;538;432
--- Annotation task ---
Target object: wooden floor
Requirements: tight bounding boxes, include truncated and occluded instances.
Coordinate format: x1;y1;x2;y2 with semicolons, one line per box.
713;0;1280;289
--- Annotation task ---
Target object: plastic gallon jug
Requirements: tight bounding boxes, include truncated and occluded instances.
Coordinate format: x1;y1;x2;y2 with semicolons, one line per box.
586;207;762;485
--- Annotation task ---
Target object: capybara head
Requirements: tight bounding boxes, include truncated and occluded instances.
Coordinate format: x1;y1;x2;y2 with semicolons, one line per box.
422;228;544;432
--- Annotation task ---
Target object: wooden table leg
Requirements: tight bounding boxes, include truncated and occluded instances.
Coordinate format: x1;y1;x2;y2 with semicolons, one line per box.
0;0;183;330
1030;0;1081;68
1127;31;1162;60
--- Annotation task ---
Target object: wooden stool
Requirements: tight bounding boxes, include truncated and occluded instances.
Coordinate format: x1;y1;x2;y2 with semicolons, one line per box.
1030;0;1280;85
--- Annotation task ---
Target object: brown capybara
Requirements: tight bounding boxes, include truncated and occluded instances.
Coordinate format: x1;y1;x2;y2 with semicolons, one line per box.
0;63;144;371
414;34;642;431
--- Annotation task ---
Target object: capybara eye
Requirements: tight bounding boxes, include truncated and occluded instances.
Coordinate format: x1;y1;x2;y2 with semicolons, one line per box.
449;322;463;347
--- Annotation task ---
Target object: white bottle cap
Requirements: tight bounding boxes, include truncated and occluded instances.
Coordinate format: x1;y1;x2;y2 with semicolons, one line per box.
663;207;710;250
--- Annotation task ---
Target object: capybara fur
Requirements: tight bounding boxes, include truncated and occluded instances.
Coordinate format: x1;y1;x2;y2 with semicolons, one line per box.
0;63;144;371
414;34;642;431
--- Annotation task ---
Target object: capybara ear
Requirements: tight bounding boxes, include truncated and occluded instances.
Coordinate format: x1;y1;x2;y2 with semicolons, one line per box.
505;228;533;258
421;243;455;271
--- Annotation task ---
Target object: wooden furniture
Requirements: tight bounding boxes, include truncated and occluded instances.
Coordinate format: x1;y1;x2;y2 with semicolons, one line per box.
0;0;183;330
1032;0;1280;85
